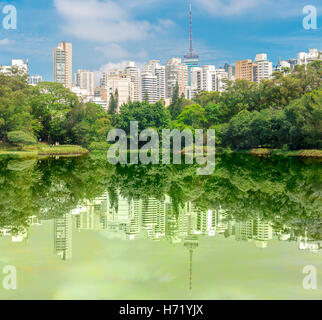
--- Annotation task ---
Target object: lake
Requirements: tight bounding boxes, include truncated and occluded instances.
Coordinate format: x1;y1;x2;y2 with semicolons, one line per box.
0;154;321;300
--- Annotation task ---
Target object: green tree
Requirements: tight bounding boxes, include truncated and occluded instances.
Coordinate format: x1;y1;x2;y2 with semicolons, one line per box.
30;82;78;144
7;131;37;148
168;83;188;120
143;90;149;103
116;101;171;136
174;104;207;131
193;91;221;107
285;89;322;150
108;90;119;117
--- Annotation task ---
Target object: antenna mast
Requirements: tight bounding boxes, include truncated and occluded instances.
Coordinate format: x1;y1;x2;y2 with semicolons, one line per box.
189;3;193;53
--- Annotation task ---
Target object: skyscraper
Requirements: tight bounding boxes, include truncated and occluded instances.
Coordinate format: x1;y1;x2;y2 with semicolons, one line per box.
254;53;273;83
235;59;258;82
146;60;166;101
165;58;188;98
74;69;95;95
53;41;72;89
125;62;141;102
141;71;158;103
184;4;199;86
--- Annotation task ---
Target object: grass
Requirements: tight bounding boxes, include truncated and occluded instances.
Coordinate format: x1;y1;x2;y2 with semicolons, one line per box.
0;143;88;159
248;148;322;158
37;144;88;156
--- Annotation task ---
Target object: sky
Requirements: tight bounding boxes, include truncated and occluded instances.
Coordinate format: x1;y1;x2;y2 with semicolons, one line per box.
0;0;321;81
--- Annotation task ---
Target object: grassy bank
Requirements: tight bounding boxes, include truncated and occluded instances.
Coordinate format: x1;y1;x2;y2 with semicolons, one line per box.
0;144;88;159
247;148;322;158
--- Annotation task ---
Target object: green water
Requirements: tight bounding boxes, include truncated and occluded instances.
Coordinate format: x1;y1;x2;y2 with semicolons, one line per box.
0;154;321;300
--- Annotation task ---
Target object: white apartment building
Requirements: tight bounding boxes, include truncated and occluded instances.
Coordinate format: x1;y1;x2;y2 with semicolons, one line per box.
125;62;141;102
72;87;92;103
105;75;134;111
189;65;228;97
254;53;273;83
190;66;202;96
74;69;95;95
214;68;228;92
165;58;188;99
91;97;108;112
53;41;73;89
297;48;321;65
28;75;43;86
141;71;158;104
145;60;166;101
0;59;29;75
201;65;216;92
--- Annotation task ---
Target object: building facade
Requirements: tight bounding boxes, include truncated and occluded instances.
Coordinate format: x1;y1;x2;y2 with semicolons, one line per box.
74;69;95;96
53;41;73;89
165;58;188;99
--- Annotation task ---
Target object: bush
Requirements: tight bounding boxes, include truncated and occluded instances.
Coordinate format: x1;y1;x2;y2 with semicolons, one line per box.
88;141;110;151
7;131;37;148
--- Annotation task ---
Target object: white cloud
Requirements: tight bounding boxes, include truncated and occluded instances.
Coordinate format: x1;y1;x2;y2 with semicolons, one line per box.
94;43;147;60
54;0;173;43
195;0;266;16
93;60;144;85
195;0;322;18
0;38;14;46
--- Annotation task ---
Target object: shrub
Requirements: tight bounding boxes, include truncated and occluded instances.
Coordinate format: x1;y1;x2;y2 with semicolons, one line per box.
7;131;37;148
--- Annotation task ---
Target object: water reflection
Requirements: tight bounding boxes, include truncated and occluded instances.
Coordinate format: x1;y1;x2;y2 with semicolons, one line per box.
0;154;321;297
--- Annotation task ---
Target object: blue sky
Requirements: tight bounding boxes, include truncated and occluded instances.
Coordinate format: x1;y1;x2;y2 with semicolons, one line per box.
0;0;321;81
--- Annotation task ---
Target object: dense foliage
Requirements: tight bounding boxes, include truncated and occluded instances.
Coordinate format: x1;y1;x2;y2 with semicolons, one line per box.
0;154;320;239
0;61;321;151
0;71;112;148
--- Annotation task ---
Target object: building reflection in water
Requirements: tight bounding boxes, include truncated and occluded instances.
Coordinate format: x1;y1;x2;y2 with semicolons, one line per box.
1;191;320;267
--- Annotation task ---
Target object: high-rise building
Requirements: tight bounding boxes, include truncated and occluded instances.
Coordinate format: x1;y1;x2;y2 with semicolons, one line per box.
184;4;199;86
190;66;202;96
105;75;134;111
190;65;216;96
190;65;228;96
141;71;158;104
146;60;166;101
74;69;95;95
165;58;188;99
235;59;257;82
125;62;141;102
254;53;273;83
53;41;72;89
224;63;235;81
214;68;229;92
297;48;321;65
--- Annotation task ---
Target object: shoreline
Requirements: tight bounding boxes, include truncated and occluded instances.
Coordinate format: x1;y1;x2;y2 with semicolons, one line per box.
243;148;322;158
0;145;89;159
0;146;321;160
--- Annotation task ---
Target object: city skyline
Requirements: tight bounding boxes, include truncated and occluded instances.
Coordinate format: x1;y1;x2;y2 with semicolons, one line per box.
0;0;321;81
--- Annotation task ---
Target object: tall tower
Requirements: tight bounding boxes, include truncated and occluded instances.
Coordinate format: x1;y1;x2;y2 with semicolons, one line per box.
184;4;199;86
184;212;199;290
53;41;73;89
